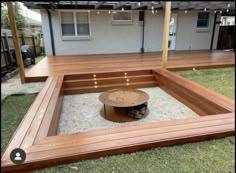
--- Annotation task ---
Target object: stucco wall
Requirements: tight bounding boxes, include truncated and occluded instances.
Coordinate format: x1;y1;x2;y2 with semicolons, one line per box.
41;9;220;56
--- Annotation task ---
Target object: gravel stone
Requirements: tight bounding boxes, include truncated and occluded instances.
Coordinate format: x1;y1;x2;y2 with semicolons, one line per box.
1;70;44;101
58;87;199;134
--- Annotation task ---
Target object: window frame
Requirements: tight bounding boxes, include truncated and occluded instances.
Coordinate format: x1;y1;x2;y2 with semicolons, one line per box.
196;11;211;32
111;11;133;25
59;10;92;40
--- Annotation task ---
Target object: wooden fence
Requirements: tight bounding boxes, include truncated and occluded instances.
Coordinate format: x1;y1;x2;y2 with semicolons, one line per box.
1;29;42;76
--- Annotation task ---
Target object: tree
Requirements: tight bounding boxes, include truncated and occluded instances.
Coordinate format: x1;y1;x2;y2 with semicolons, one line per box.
1;2;26;30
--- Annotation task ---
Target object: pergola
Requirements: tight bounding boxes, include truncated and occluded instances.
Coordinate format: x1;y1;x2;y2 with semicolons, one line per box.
23;1;235;12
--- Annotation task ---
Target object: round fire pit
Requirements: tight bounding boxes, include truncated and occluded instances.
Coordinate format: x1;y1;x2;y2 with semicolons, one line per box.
99;88;149;122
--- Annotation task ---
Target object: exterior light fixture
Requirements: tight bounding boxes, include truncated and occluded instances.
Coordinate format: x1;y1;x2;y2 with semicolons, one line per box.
108;10;111;14
226;9;229;12
152;10;154;14
155;10;158;13
151;6;154;10
122;7;124;11
214;11;217;13
97;11;100;14
227;3;230;7
138;2;141;6
204;8;207;11
220;10;222;13
185;10;187;14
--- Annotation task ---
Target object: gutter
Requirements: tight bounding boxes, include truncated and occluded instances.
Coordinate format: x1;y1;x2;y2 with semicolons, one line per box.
47;9;55;56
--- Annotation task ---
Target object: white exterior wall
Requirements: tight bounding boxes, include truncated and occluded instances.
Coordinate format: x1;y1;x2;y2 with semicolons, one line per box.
41;9;220;56
175;11;219;50
41;9;53;55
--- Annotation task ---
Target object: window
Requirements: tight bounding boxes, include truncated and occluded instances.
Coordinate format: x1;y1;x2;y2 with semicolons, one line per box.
60;11;90;38
112;11;132;24
197;12;210;28
61;12;75;36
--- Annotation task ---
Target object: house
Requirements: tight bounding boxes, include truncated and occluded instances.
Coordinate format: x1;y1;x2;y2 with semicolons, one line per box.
23;1;235;56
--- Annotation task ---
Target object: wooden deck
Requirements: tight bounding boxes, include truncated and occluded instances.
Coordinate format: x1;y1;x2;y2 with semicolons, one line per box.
25;50;235;82
2;68;234;172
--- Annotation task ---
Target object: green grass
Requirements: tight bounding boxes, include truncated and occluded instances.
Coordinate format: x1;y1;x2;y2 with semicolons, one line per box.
176;67;235;99
1;94;37;153
1;67;235;173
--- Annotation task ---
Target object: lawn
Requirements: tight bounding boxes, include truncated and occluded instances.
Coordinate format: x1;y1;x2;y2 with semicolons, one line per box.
1;67;235;173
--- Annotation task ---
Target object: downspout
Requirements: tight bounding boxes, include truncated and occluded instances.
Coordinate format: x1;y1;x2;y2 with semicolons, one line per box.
210;12;218;50
141;11;145;53
47;9;55;56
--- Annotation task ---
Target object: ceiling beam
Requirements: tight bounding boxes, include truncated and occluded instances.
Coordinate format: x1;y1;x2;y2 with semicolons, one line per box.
147;2;162;10
113;1;127;9
131;2;148;10
95;1;104;9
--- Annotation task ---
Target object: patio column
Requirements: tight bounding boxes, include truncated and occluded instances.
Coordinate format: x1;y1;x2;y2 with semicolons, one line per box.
161;1;171;69
7;1;25;83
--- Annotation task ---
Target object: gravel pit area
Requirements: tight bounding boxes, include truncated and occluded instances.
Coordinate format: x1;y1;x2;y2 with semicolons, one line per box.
58;87;199;135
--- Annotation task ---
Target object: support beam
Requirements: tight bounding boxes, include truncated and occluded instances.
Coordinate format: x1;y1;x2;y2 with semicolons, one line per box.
147;2;162;10
161;1;171;69
95;1;104;9
7;1;25;83
113;1;127;9
131;2;148;10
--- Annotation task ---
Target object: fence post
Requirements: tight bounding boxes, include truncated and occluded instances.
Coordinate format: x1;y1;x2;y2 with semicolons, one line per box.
21;32;25;45
32;35;37;57
3;33;13;64
1;37;10;71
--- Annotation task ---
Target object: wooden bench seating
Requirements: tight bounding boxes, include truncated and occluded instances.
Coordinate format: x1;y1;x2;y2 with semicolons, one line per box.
2;113;234;173
1;76;64;167
1;68;234;173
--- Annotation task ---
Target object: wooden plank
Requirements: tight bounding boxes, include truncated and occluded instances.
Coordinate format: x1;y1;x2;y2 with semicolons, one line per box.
64;70;152;80
64;75;156;88
38;113;233;144
1;77;54;160
64;81;158;95
2;116;234;172
161;1;171;68
27;117;234;152
20;77;59;149
7;2;25;83
25;50;234;81
34;76;64;143
153;69;234;113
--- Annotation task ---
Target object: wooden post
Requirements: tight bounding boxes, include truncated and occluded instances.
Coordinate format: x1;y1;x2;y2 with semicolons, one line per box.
7;1;25;83
32;35;37;57
161;1;171;69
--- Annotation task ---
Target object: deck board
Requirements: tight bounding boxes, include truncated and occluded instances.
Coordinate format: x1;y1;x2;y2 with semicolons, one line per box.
26;50;235;81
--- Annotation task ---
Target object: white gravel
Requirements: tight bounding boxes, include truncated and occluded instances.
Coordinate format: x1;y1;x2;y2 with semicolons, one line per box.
1;68;45;101
58;87;199;134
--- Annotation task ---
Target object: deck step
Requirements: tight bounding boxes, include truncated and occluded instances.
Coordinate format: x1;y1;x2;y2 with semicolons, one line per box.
64;74;156;88
64;70;153;80
64;81;158;95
